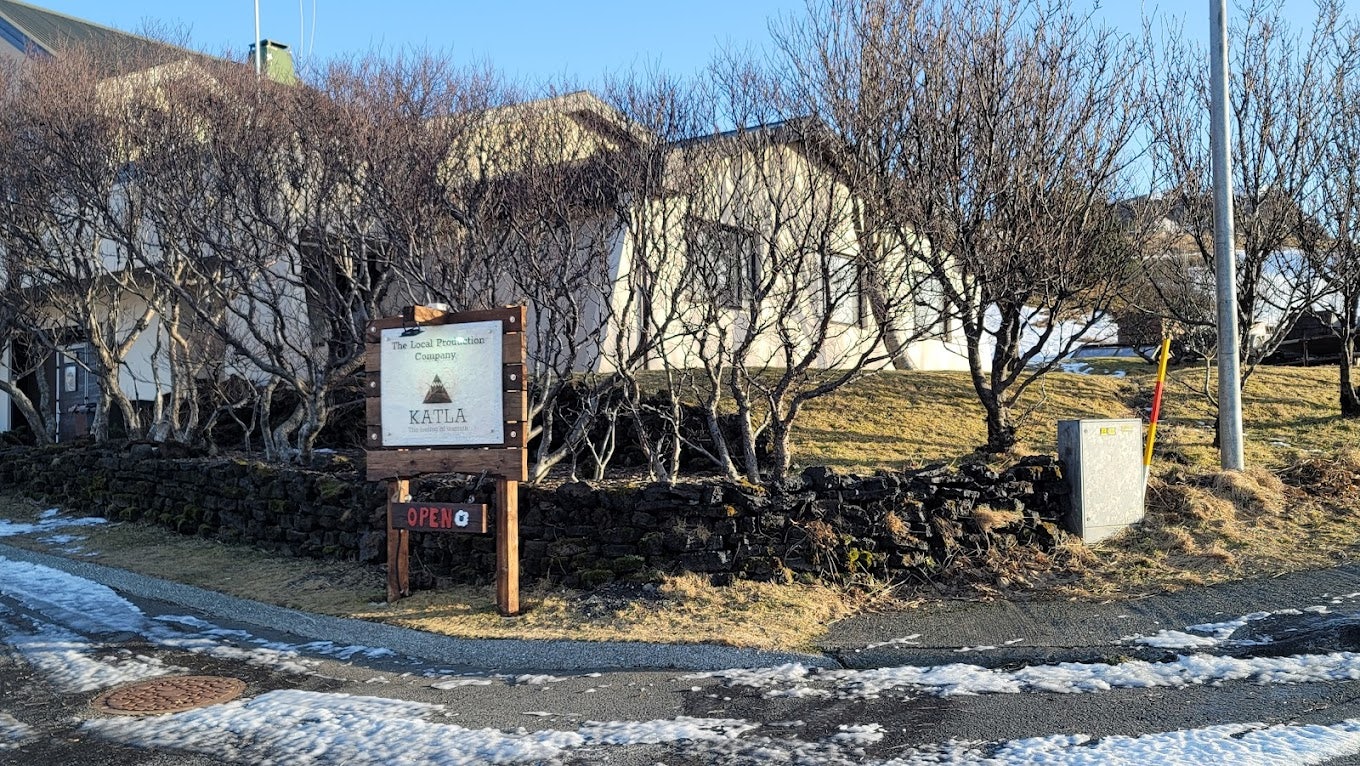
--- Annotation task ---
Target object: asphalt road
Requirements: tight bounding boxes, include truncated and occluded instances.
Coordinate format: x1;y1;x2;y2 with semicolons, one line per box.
8;575;1360;765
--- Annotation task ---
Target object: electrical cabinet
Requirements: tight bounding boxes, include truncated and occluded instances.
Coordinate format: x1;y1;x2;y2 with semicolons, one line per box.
1056;418;1145;543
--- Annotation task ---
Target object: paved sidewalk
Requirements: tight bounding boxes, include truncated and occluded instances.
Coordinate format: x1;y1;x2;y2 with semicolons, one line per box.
0;542;834;673
821;563;1360;668
9;538;1360;674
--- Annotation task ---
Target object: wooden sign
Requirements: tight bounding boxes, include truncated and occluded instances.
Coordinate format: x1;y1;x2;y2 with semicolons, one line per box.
390;502;488;534
365;305;528;615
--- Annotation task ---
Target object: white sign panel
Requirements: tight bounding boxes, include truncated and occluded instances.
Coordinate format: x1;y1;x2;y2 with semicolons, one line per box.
380;320;504;447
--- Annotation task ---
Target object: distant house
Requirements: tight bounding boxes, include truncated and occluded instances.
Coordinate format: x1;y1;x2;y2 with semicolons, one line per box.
0;2;281;441
1262;310;1356;367
457;93;971;378
0;2;970;444
0;0;192;440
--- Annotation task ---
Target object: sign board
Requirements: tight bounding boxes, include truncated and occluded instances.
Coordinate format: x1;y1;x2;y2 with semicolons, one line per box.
364;305;528;615
390;502;488;534
379;320;504;447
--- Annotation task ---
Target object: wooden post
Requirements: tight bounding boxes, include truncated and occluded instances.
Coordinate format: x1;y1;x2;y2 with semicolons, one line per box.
496;477;520;616
386;478;410;603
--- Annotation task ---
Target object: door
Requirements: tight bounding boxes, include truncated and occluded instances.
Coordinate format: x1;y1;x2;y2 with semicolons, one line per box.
54;343;98;442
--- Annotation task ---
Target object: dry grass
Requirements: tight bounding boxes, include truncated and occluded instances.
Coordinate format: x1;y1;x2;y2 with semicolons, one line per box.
0;495;852;651
791;370;1137;471
1073;462;1360;597
353;572;852;652
1154;364;1360;470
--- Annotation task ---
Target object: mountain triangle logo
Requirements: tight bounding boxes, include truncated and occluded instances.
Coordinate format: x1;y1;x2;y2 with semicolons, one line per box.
423;375;452;404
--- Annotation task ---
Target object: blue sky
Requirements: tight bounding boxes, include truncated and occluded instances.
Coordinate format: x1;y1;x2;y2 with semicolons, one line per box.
24;0;1343;84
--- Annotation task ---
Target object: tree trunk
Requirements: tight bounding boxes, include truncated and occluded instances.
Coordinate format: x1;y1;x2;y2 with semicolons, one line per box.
702;405;741;481
1341;333;1360;417
769;421;793;483
0;380;50;445
980;392;1017;454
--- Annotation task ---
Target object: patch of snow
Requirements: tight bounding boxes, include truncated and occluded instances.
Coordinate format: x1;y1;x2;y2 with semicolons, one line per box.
0;557;149;635
0;712;36;751
953;645;997;653
431;676;497;690
691;649;1360;700
883;720;1360;765
1127;611;1276;649
0;513;106;539
84;689;756;765
1184;611;1273;639
831;723;885;745
763;686;833;699
1130;630;1222;650
514;673;568;685
0;616;181;692
1305;606;1332;614
0;557;411;680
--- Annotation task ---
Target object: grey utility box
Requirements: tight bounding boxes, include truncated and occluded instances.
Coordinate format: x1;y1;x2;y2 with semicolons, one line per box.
1057;418;1145;544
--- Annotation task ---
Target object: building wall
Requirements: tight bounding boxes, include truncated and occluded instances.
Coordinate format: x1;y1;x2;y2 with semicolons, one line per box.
588;142;965;374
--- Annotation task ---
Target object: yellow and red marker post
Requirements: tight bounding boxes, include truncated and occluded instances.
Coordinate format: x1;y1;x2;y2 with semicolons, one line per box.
1142;336;1173;485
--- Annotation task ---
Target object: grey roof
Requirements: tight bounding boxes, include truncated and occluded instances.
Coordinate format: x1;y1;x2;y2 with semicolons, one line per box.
0;0;195;75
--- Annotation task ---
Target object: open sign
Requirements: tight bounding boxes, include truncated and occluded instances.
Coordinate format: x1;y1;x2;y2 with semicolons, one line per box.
389;502;488;534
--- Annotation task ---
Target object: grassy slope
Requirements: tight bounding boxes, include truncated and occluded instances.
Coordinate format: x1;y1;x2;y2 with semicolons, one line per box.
793;369;1138;470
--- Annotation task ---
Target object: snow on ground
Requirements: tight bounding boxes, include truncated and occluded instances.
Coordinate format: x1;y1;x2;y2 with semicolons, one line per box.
690;649;1360;700
0;712;36;750
0;557;152;635
1129;630;1221;649
881;720;1360;765
0;613;181;692
84;689;758;765
0;509;106;539
430;676;497;689
1126;607;1350;650
0;556;408;687
83;690;1360;766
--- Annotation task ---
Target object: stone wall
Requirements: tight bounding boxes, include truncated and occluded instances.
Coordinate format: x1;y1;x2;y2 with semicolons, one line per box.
0;444;1070;588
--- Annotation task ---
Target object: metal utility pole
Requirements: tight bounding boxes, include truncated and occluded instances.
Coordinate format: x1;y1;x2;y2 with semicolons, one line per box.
1210;0;1245;470
254;0;262;76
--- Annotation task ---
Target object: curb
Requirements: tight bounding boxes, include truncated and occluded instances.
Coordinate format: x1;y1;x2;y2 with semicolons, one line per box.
0;542;839;673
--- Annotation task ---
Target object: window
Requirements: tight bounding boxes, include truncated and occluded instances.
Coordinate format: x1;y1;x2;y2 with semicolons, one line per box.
913;300;936;335
827;254;861;326
686;218;758;309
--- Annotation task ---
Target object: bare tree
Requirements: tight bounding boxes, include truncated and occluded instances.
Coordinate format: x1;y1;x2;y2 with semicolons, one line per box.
778;0;1150;454
1144;0;1333;395
1299;4;1360;415
0;50;175;443
132;55;504;461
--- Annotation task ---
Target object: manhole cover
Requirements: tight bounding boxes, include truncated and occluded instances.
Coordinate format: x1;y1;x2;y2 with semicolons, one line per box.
92;675;247;715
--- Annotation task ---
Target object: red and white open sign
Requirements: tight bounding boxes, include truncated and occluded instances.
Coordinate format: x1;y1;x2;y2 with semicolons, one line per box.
389;502;487;534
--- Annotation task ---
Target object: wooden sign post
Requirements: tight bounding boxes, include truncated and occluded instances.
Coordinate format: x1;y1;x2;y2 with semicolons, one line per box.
364;305;528;616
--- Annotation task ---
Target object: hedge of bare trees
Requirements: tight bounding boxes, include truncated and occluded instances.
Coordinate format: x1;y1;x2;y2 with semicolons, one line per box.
1;0;1358;481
